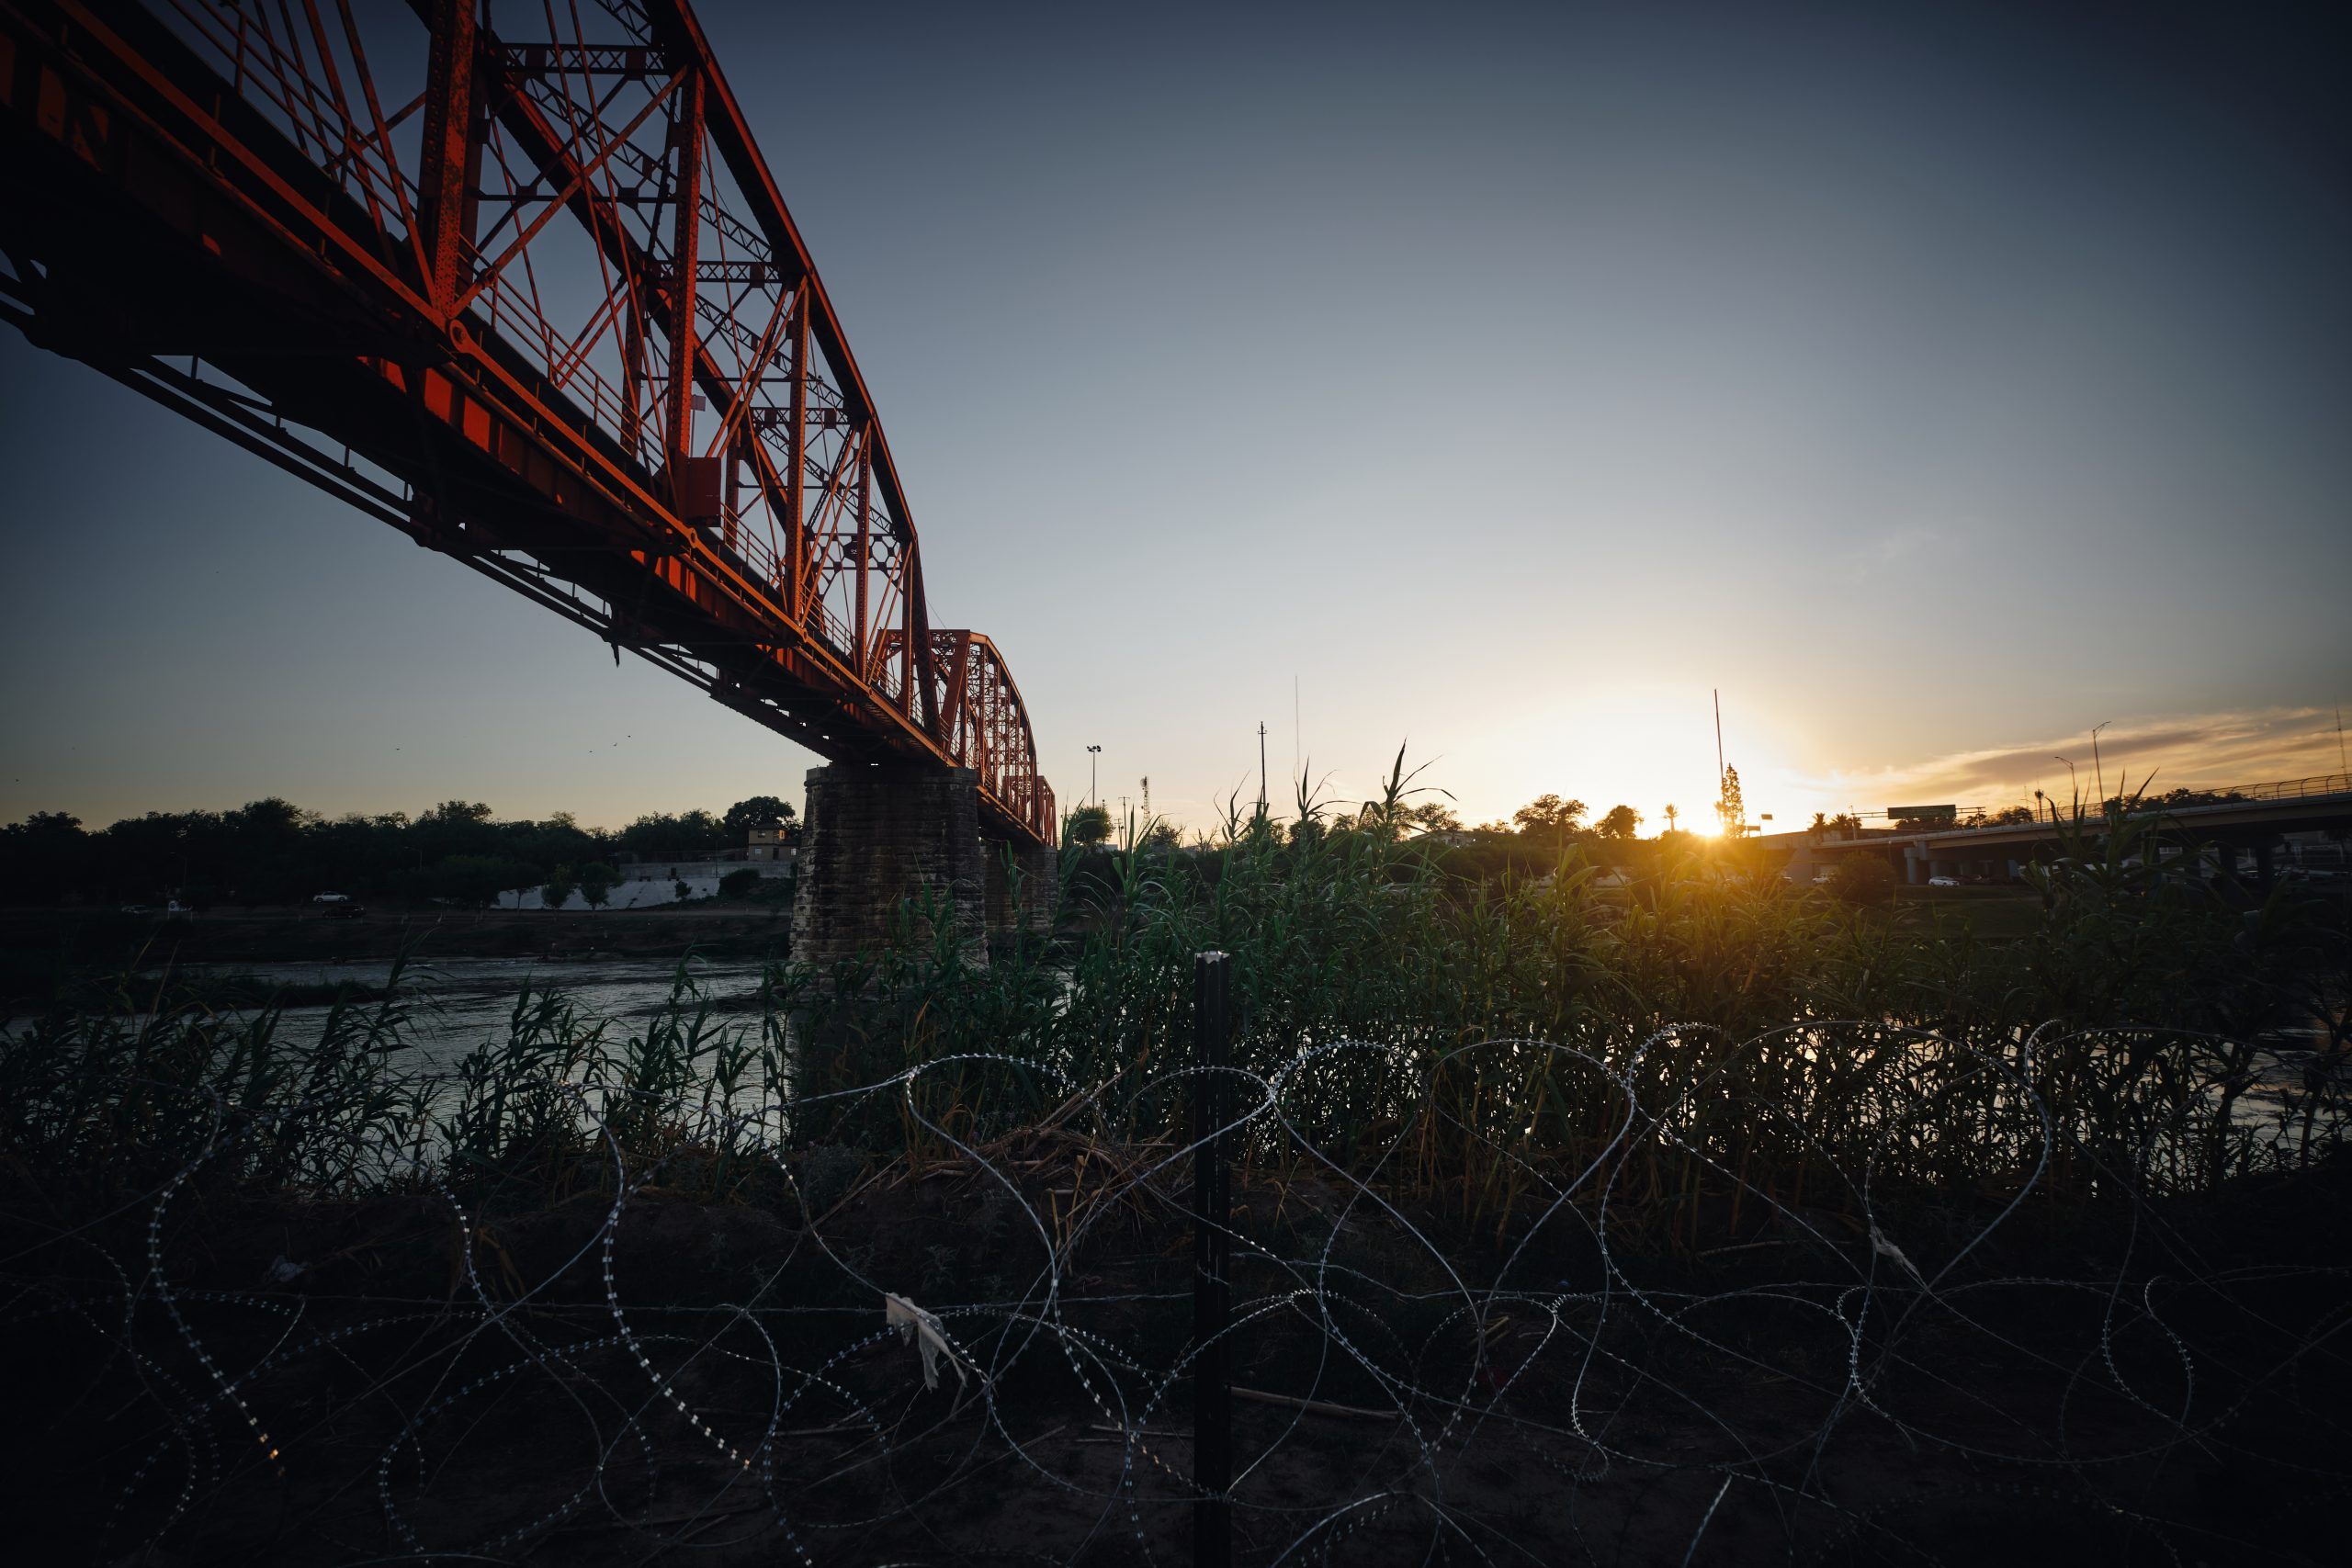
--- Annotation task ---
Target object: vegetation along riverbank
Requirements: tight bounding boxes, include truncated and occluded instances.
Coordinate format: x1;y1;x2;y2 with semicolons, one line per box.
3;787;2346;1563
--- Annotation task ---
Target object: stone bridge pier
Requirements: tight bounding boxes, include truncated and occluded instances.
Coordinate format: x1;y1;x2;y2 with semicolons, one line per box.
790;764;1058;974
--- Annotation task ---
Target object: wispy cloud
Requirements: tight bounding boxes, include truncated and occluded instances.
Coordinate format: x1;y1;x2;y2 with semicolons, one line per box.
1838;525;1941;585
1802;706;2348;809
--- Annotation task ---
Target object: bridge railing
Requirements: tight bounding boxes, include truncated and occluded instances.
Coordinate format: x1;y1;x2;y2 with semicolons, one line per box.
1896;770;2352;842
2221;771;2352;804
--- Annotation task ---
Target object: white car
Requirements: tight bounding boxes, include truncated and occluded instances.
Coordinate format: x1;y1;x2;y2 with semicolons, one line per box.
311;892;352;903
1927;875;1960;887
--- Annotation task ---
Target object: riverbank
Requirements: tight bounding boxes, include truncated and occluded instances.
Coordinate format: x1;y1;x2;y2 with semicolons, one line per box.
3;816;2343;1562
0;904;791;1007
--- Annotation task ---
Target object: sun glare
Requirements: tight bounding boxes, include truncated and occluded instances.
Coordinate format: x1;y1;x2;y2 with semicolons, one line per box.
1472;689;1787;839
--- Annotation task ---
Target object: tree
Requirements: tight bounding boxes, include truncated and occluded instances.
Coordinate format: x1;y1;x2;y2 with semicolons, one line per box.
1663;804;1679;834
718;867;762;899
1404;801;1464;837
1596;804;1643;840
1065;804;1113;847
1512;795;1587;852
1139;819;1183;852
616;810;728;858
578;862;619;910
1714;768;1746;839
437;854;537;912
673;878;692;904
0;811;90;905
410;799;501;870
541;863;578;911
722;795;795;834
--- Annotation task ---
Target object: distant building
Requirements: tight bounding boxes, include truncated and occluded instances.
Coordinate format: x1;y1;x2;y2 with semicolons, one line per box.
748;818;795;863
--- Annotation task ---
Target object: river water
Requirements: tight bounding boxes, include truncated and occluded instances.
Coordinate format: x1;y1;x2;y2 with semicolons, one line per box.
202;955;775;1070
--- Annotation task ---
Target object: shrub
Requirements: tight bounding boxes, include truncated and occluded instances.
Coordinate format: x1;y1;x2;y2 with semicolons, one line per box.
1829;854;1898;907
578;862;618;909
718;868;762;900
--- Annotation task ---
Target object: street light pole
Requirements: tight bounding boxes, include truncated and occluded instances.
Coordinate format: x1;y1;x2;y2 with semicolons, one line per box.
2053;755;2078;807
2089;721;2112;804
1086;745;1101;808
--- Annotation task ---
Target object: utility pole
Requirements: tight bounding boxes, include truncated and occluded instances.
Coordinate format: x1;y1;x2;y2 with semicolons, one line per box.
1086;744;1101;808
2090;721;2112;802
1714;689;1725;784
1256;722;1269;819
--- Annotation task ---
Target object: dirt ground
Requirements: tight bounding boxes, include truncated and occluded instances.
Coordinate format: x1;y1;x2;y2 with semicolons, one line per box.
5;1145;2346;1566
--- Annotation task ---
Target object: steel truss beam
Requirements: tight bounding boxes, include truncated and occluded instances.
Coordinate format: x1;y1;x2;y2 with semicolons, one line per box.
0;0;1054;843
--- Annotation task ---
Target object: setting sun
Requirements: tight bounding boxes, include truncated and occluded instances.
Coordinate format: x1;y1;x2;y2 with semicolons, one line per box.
1464;687;1798;839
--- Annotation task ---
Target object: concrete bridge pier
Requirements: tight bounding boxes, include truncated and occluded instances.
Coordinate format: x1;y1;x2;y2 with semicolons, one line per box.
790;764;1062;975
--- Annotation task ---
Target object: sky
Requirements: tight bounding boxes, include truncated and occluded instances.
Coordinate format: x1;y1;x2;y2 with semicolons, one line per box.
3;0;2347;838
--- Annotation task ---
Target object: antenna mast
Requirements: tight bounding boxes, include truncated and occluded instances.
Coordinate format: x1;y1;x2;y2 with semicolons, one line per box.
1256;722;1269;817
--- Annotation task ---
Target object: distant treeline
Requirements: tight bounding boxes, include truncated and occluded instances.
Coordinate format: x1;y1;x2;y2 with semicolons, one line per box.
0;795;797;908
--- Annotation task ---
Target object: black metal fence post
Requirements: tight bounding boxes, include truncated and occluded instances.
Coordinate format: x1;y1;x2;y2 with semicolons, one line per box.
1192;951;1232;1568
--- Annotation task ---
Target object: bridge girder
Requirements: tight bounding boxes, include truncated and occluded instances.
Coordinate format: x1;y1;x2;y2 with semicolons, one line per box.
0;0;1055;845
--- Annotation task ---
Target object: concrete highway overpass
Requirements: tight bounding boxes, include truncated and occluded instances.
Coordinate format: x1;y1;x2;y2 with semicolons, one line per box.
1783;773;2352;886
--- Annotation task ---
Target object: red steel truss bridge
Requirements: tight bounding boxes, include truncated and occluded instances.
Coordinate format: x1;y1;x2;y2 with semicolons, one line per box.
0;0;1055;845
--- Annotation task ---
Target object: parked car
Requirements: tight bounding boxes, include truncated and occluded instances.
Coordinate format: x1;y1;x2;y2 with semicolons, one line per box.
1927;875;1960;887
319;899;366;919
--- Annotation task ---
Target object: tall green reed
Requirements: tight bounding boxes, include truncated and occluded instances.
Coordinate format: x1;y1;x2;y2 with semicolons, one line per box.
3;781;2342;1229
